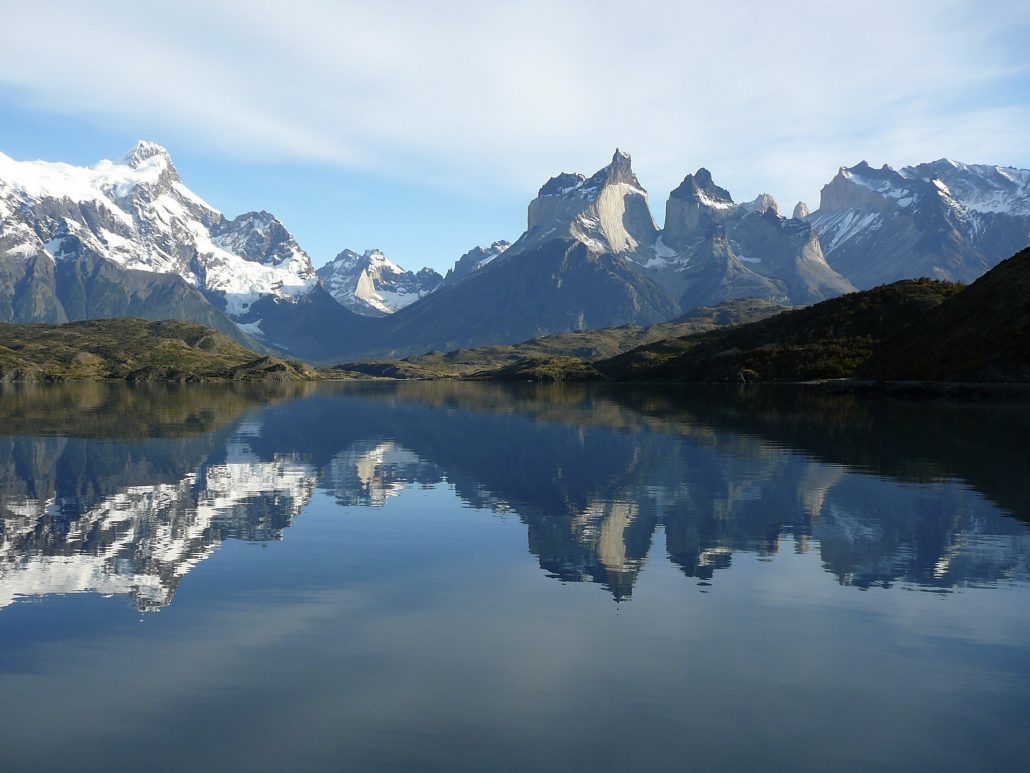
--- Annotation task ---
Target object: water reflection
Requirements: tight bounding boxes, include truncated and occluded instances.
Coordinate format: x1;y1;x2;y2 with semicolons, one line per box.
0;382;1027;611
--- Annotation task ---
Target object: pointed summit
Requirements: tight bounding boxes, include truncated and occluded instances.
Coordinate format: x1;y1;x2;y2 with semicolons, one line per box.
670;168;734;206
742;193;780;216
123;140;173;168
523;150;657;254
574;147;645;196
792;201;811;219
606;148;638;186
121;140;180;184
664;168;736;249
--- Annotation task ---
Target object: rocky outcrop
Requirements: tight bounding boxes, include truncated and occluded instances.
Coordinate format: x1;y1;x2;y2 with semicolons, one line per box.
522;149;659;256
441;241;511;285
662;168;737;249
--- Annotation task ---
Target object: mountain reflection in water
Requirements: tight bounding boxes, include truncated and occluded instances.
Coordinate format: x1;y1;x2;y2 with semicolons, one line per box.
0;381;1027;612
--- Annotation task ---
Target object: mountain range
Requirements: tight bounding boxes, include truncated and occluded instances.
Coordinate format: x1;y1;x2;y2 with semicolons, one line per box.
1;142;1027;362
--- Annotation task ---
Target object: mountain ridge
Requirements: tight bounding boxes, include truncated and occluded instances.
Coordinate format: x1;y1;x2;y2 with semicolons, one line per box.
1;142;1027;363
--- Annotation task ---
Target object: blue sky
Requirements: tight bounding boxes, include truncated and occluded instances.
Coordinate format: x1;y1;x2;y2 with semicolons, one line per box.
1;0;1028;272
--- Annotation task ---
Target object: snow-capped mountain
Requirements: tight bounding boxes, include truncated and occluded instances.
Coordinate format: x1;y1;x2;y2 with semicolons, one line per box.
807;159;1030;287
316;248;442;316
0;141;316;309
0;141;324;343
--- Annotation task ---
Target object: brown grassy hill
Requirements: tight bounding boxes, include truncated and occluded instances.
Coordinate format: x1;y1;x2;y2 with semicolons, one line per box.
0;318;325;382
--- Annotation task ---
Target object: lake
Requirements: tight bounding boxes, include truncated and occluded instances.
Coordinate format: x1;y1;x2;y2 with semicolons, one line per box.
0;381;1028;771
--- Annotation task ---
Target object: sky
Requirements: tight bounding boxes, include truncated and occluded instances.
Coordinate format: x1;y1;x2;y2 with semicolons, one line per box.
1;0;1028;272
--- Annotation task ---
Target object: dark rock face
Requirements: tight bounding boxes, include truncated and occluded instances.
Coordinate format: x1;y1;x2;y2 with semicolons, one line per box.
677;228;788;311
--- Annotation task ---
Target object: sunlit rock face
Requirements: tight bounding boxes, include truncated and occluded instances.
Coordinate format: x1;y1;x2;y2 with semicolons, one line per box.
524;149;659;256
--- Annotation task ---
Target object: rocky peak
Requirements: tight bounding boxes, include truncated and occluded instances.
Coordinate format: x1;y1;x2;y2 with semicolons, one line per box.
603;148;639;187
122;140;179;181
443;241;512;284
524;150;656;255
818;162;915;213
317;247;442;316
537;149;644;201
538;172;587;197
792;201;811;219
670;168;735;207
663;168;738;249
742;193;780;216
903;159;1030;217
211;211;310;270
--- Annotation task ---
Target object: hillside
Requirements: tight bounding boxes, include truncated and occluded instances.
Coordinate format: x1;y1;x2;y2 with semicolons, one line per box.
343;238;680;361
860;246;1030;382
0;318;327;381
341;298;787;379
595;279;963;383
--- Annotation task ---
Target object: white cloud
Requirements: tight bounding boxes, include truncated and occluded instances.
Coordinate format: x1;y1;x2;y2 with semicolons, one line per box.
1;0;1028;212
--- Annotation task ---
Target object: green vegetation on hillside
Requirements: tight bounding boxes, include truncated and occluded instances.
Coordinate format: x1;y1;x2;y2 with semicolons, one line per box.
594;279;963;383
342;298;787;380
0;318;329;382
860;247;1030;382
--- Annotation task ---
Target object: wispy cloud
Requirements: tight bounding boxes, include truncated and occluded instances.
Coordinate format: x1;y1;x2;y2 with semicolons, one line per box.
1;0;1028;209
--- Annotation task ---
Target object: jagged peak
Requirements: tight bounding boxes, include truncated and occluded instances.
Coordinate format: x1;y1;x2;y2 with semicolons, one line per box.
670;168;735;208
793;201;811;219
606;148;636;184
537;149;645;199
227;210;280;227
742;193;779;216
123;140;173;169
325;248;406;276
538;172;587;197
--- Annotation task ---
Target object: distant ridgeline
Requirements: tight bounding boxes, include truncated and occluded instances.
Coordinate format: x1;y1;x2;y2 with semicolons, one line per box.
345;246;1030;386
1;142;1028;364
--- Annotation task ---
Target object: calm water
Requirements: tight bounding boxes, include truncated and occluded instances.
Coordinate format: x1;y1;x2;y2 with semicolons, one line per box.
0;382;1028;771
